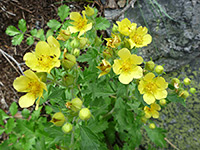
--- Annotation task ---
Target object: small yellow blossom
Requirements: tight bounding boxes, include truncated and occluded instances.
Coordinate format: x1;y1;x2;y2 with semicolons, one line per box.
116;18;137;36
144;103;161;118
104;33;121;48
84;5;95;16
68;11;92;37
138;72;168;105
97;59;111;78
113;48;143;84
129;26;152;48
24;36;61;73
13;70;47;110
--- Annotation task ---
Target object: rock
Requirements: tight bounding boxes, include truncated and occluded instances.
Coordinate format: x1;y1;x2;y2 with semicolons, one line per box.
117;0;126;8
107;0;118;9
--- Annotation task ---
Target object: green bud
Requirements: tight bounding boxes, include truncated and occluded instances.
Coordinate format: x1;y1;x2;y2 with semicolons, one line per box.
70;38;80;48
62;123;73;134
57;29;71;41
79;108;91;121
141;116;148;123
155;65;164;74
149;123;156;129
189;88;196;94
35;72;47;82
171;78;180;85
63;74;74;86
180;90;189;99
183;77;191;85
84;5;95;16
71;98;83;112
62;53;76;70
159;99;167;106
73;48;80;57
50;112;65;126
79;37;88;49
112;24;118;33
145;61;155;71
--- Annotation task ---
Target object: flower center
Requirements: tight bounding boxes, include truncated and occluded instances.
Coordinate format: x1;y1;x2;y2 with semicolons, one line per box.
144;82;157;94
132;34;143;45
28;81;42;96
37;54;56;69
76;18;87;30
122;60;132;72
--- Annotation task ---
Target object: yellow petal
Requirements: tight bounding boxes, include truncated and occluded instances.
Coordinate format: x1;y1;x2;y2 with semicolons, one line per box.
85;23;92;32
130;54;143;65
119;72;134;84
145;112;151;118
70;12;82;21
68;26;79;33
143;72;155;81
113;59;122;75
13;76;30;92
24;70;38;80
138;80;145;94
142;34;152;45
137;26;148;36
118;48;131;60
47;36;60;49
151;110;159;118
35;41;51;56
155;77;168;89
130;66;143;79
19;93;36;108
143;93;155;105
154;89;167;100
23;52;38;69
151;103;161;111
128;38;136;49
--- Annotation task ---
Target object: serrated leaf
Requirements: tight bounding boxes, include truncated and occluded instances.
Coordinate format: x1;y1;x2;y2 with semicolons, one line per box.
144;126;167;147
88;120;108;133
58;5;70;22
21;109;30;119
47;19;61;31
80;125;100;150
12;34;24;45
5;118;16;134
46;29;54;38
9;102;18;116
166;93;186;107
27;36;34;45
95;17;110;30
6;25;20;36
18;19;27;32
31;29;37;36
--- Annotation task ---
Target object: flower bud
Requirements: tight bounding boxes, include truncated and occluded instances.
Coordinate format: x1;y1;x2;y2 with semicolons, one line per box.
57;29;71;41
155;65;164;74
79;37;88;49
73;48;80;57
159;99;167;106
63;74;74;86
145;61;155;71
179;90;189;99
84;5;94;16
149;123;156;129
50;112;65;126
190;88;196;94
71;98;83;112
62;123;73;134
62;53;76;70
79;108;91;121
70;38;80;49
112;24;118;33
35;72;47;82
141;116;148;123
183;77;191;85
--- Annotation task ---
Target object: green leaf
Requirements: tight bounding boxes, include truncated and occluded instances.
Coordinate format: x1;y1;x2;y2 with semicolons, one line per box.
47;19;61;31
80;125;100;150
95;17;110;30
9;102;18;116
166;93;186;107
27;36;34;45
0;109;9;120
5;118;16;134
144;126;167;147
45;106;53;114
12;34;24;45
21;109;30;119
18;19;27;32
46;29;54;38
30;29;37;36
37;29;45;41
88;120;108;134
58;5;70;22
6;25;20;36
0;127;5;135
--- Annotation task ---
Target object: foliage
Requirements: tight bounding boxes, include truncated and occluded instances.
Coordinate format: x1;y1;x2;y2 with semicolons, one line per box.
2;4;195;150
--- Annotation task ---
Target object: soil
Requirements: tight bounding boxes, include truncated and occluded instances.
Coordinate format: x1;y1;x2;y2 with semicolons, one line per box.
0;0;108;112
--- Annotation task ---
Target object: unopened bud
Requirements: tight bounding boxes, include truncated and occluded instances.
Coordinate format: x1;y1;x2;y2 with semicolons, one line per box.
57;29;71;41
70;38;80;49
73;48;80;57
141;116;148;123
180;90;189;99
145;61;155;71
183;78;191;86
63;74;74;86
62;53;76;70
149;123;156;129
159;99;167;106
50;112;65;126
155;65;164;74
79;37;88;49
62;123;73;134
84;5;94;17
71;98;83;112
79;108;91;121
190;88;196;94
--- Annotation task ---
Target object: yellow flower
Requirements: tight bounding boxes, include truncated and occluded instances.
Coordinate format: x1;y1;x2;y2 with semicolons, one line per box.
104;33;121;48
113;48;143;84
13;70;47;110
116;18;137;36
144;103;161;118
138;72;168;105
84;5;95;17
129;26;152;48
23;36;61;73
97;59;111;78
68;11;92;37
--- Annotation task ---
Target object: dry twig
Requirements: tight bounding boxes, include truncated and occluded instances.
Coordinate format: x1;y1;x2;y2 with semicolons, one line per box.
164;138;180;150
